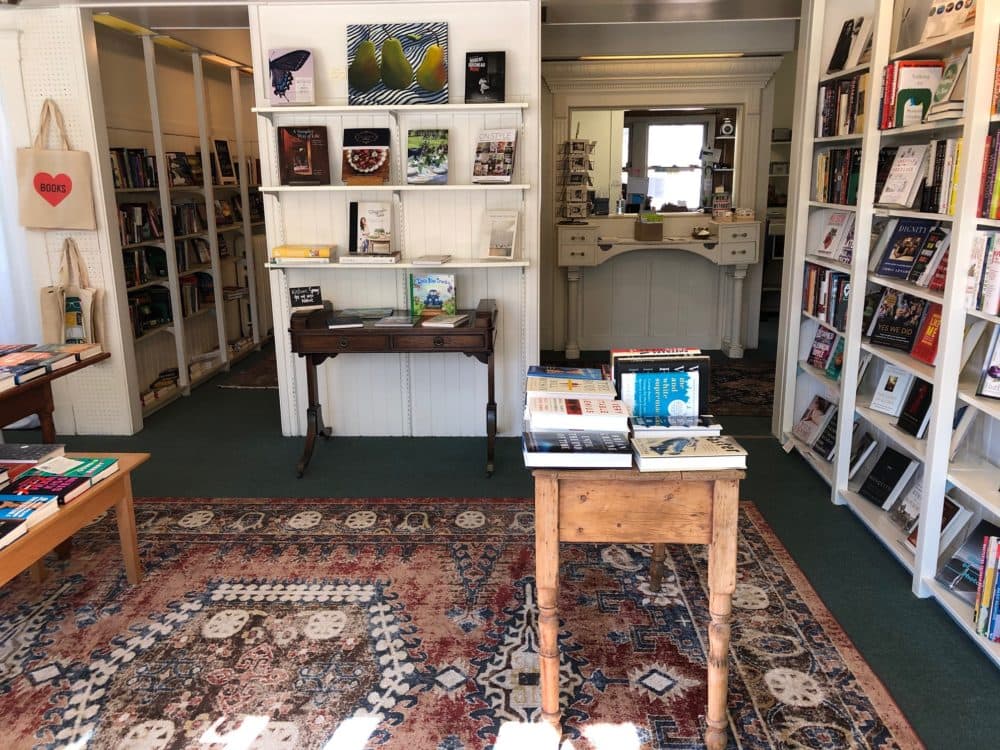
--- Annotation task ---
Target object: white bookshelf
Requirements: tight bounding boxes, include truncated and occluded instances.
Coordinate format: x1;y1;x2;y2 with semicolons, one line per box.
775;0;1000;667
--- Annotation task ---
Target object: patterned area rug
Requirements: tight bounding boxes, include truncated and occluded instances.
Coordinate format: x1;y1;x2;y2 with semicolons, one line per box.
0;498;919;749
217;354;279;389
708;361;775;417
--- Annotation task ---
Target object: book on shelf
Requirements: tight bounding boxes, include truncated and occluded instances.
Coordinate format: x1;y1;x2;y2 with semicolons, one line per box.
791;395;835;446
905;226;950;285
23;456;119;486
525;376;616;400
0;362;43;390
972;231;1000;314
883;60;944;129
848;432;879;479
806;326;839;370
814;210;854;259
876;145;929;208
0;444;64;464
858;446;919;510
825;16;861;74
0;494;59;527
620;370;698;420
340;307;394;319
909;304;942;365
421;313;470;328
868;290;928;352
522;430;632;469
410;273;456;317
465;51;505;103
0;349;74;373
525;397;630;433
277;126;330;186
349;201;393;255
481;210;519;260
0;519;26;551
811;408;842;461
926;48;969;120
824;337;845;381
887;473;922;533
166;151;195;186
527;365;605;381
904;492;972;554
289;286;327;313
927;246;950;292
2;473;89;505
271;244;334;262
977;537;1000;635
326;314;364;329
267;48;314;105
922;137;962;213
373;314;418;327
846;16;874;69
628;414;722;438
342;128;391;186
935;520;1000;606
896;379;933;438
632;435;747;472
407;129;448;185
869;363;915;416
471;127;517;184
920;1;976;41
411;254;453;266
977;326;1000;399
813;147;861;204
338;251;401;265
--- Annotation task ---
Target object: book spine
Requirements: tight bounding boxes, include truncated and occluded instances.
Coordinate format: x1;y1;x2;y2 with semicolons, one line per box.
948;138;962;215
979;134;994;218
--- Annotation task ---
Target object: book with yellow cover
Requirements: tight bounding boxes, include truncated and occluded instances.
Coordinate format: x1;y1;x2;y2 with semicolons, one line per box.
271;244;335;261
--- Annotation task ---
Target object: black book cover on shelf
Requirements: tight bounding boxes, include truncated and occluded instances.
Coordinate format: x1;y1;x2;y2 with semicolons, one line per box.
934;519;1000;605
875;218;935;280
869;290;928;351
277;126;330;186
858;446;918;510
465;51;505;103
811;408;841;461
896;379;933;437
826;17;861;74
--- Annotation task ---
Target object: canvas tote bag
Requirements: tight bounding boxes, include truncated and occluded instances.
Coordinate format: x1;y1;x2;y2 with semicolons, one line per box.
17;99;97;230
40;238;105;345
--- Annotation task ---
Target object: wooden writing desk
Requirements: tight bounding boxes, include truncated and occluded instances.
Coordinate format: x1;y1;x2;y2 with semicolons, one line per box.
533;466;744;750
289;299;498;477
0;452;148;588
0;353;110;441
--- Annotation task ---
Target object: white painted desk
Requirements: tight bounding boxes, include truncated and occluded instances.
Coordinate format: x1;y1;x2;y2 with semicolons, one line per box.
557;219;760;358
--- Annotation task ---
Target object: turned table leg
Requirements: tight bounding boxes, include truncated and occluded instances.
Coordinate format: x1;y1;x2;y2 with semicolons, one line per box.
649;543;665;592
534;474;562;733
705;479;739;750
296;354;331;478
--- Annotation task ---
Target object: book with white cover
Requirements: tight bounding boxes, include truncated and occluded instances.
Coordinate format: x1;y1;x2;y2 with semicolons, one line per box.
791;395;835;445
877;144;929;208
411;254;453;265
632;435;747;472
869;364;915;416
526;397;630;432
525;376;616;400
813;210;855;259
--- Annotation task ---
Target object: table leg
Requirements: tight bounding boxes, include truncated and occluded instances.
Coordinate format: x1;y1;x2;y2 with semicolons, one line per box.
649;543;665;592
705;479;739;750
486;351;496;477
115;474;144;585
38;383;75;560
534;474;562;733
297;354;331;478
30;560;47;584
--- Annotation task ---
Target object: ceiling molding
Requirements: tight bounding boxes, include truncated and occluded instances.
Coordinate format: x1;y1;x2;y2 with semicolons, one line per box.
542;57;785;92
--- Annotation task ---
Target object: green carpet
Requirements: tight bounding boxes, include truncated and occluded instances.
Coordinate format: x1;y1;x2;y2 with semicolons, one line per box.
4;344;999;748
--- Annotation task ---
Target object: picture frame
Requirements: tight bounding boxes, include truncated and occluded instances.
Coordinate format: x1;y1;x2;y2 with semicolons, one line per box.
213;139;236;185
481;210;518;260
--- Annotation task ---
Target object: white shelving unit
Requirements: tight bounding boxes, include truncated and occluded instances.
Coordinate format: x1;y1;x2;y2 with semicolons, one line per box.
95;17;268;417
249;0;540;440
775;0;1000;667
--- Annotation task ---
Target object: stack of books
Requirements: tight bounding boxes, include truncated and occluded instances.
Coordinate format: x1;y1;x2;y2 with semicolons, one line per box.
0;343;103;392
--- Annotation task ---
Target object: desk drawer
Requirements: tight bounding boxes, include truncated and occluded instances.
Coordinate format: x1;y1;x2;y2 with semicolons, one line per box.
720;241;758;264
395;333;487;351
718;224;756;243
558;227;598;244
329;334;390;351
559;244;595;266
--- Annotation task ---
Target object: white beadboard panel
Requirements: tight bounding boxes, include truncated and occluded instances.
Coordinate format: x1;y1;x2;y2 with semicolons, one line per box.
134;330;181;395
410;352;488;436
184;311;223;359
579;251;723;350
322;354;409;435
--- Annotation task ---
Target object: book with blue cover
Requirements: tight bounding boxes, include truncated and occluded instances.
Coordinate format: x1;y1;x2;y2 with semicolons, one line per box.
527;365;604;380
620;370;698;419
874;218;935;279
0;494;59;527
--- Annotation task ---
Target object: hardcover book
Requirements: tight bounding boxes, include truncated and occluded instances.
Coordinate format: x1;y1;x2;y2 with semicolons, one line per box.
23;455;119;485
373;314;418;327
349;202;392;255
406;129;448;184
896;378;933;438
869;363;915;416
935;520;1000;605
410;273;456;317
858;446;919;510
525;376;616;400
629;414;722;437
3;473;89;505
527;365;605;381
268;48;314;105
806;327;839;370
465;51;505;103
824;336;845;381
888;474;922;532
813;210;854;259
421;313;470;328
631;435;747;472
905;492;972;553
525;397;630;433
875;218;935;279
877;144;929;208
791;395;835;445
472;128;517;184
909;303;942;365
620;370;698;420
926;48;969;119
611;355;710;418
868;290;927;351
893;62;943;127
977;326;1000;399
848;432;878;479
326;314;364;329
0;518;26;550
905;226;950;285
522;430;632;469
277;126;330;186
342;128;391;185
811;408;841;461
0;444;65;464
826;17;861;74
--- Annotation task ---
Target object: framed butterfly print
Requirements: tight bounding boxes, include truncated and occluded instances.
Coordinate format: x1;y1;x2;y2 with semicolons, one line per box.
268;48;314;105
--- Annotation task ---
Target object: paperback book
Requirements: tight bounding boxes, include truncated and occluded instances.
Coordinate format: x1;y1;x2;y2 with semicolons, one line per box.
349;202;392;255
525;397;630;433
421;313;470;328
23;456;119;486
522;430;632;469
527;365;605;380
629;414;722;438
848;432;878;479
896;379;933;438
342;128;391;186
268;49;314;105
373;314;418;328
792;395;836;445
811;408;841;461
525;376;616;400
858;446;919;510
935;520;1000;605
406;129;449;185
869;363;915;416
465;51;505;103
904;492;972;553
0;444;64;464
806;327;839;370
3;473;89;505
620;370;697;420
0;494;59;527
472;128;517;184
887;474;922;532
0;519;26;550
814;210;854;259
978;327;1000;399
631;435;747;472
277;126;330;186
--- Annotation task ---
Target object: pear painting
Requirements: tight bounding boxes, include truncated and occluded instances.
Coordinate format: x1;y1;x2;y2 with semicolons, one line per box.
347;22;448;105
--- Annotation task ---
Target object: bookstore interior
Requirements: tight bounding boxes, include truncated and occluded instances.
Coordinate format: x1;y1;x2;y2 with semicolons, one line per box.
2;1;1000;747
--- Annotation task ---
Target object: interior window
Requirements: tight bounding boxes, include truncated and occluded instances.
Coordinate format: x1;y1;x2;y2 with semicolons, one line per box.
645;123;705;211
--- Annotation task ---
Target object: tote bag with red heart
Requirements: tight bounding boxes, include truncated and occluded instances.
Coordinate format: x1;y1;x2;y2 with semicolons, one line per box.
16;99;96;230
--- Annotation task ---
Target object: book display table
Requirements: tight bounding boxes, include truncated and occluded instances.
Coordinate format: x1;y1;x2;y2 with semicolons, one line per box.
289;299;498;477
532;466;744;749
0;353;110;441
0;452;148;588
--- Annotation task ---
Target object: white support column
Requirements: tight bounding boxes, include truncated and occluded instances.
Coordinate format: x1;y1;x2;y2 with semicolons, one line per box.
565;266;582;359
728;265;748;358
230;66;261;346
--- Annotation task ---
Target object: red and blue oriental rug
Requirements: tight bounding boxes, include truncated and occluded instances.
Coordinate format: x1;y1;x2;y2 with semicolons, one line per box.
0;498;920;749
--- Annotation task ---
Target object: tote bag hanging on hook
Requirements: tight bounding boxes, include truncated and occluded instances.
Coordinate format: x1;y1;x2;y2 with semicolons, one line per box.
40;238;105;346
17;99;96;230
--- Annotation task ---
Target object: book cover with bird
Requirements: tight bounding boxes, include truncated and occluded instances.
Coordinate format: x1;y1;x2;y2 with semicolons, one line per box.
347;23;448;105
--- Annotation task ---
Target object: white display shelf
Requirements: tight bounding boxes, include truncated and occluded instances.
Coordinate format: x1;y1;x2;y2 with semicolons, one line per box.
805;254;852;273
260;183;530;193
891;27;975;61
125;279;168;293
977;217;1000;229
855;403;926;462
818;62;870;83
808;200;857;210
179;263;213;276
869;275;945;304
880;119;965;137
924;579;1000;669
948;459;1000;517
966;308;1000;324
182;305;216;321
789;435;834;485
840;489;916;572
861;340;936;381
253;102;528;115
800;308;841;331
797;360;841;401
957;379;1000;421
873;208;953;221
267;260;530;270
814;133;863;143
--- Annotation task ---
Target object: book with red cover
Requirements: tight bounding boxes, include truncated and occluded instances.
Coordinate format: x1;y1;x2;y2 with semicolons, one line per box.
928;248;949;292
869;290;928;351
910;303;942;364
3;473;89;505
277;126;330;186
896;379;933;438
0;462;35;485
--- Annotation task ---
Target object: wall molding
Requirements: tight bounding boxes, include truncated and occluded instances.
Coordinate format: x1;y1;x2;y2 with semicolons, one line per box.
542;57;784;92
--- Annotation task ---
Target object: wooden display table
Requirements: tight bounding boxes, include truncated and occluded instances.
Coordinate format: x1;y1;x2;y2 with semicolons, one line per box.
533;466;743;750
0;452;148;588
289;299;498;477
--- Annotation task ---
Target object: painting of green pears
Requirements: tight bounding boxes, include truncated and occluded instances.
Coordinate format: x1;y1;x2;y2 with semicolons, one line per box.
347;22;448;105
